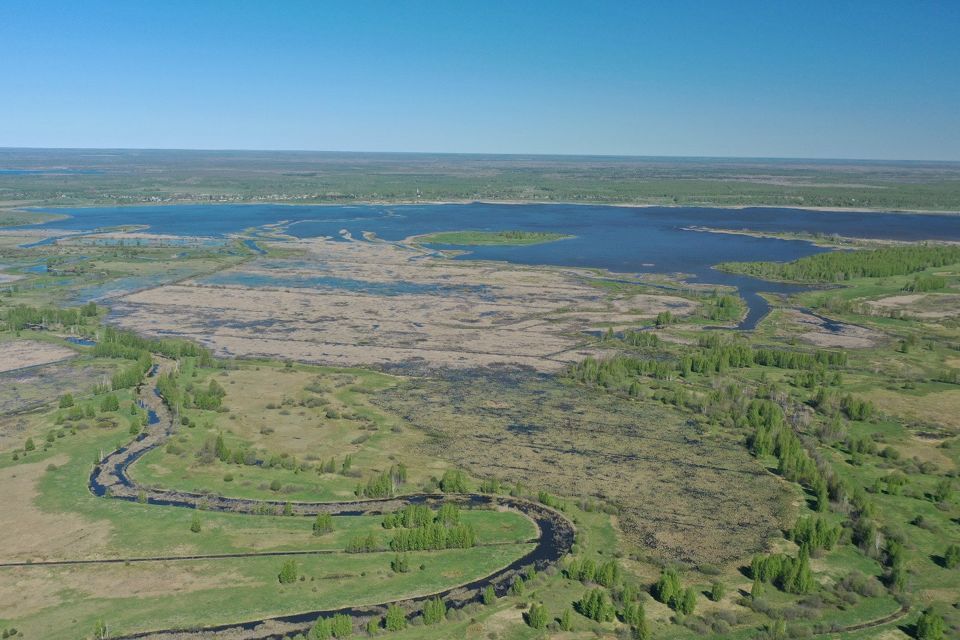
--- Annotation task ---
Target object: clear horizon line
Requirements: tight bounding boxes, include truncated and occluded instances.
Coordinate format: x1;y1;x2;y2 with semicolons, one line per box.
1;145;959;164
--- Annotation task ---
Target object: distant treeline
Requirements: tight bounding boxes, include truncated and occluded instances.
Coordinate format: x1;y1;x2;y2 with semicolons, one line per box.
2;302;97;330
569;335;846;391
718;244;960;283
95;326;212;363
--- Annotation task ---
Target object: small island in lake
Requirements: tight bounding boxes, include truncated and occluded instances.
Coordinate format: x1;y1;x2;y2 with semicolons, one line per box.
416;229;574;246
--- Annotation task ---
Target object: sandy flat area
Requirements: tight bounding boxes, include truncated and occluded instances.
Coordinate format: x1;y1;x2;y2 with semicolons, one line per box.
865;293;960;319
780;309;883;349
0;340;76;373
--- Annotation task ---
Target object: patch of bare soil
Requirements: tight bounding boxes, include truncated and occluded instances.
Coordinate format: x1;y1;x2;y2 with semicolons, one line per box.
0;340;76;373
781;309;883;348
865;292;960;319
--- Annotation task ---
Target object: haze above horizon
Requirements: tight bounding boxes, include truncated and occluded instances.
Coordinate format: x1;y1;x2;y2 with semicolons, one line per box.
2;1;958;161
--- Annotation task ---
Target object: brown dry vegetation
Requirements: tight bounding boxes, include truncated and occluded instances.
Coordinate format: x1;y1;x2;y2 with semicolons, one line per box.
376;370;791;565
0;455;112;561
0;339;76;373
863;387;960;432
104;239;697;372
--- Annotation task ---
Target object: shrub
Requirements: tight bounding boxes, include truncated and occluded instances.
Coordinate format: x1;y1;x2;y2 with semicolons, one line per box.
313;513;334;535
483;585;496;605
385;604;406;631
709;581;726;602
422;597;446;625
390;554;409;573
526;602;547;629
576;588;614;622
310;617;332;640
439;469;468;493
278;559;298;584
916;608;945;640
944;544;960;569
330;614;352;638
100;394;120;412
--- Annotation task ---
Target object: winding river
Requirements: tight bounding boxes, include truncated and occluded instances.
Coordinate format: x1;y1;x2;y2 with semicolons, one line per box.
86;359;575;639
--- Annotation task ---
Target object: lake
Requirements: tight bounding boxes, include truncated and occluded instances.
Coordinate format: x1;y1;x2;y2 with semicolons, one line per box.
19;203;960;328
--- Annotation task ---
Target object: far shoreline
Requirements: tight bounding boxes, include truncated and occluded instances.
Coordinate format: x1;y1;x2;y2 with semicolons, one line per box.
7;198;960;219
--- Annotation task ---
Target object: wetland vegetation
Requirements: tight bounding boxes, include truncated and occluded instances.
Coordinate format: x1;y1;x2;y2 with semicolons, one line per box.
0;176;958;639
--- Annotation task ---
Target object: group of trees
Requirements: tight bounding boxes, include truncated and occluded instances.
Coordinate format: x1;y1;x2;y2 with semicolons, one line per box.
278;559;298;584
439;469;468;492
720;244;960;283
702;293;743;321
561;553;650;637
345;533;379;553
751;549;814;595
903;273;947;292
192;378;226;410
308;613;352;639
526;602;548;629
355;464;407;498
813;388;875;421
746;399;831;510
312;513;333;535
2;303;95;331
110;351;153;390
382;503;459;529
570;338;846;396
389;522;476;552
99;393;120;412
421;597;447;625
788;516;842;553
317;455;352;475
652;568;697;615
565;558;622;588
95;326;212;363
576;588;616;622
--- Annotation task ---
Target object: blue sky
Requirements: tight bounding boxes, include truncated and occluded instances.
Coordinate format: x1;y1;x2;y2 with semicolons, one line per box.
1;1;958;159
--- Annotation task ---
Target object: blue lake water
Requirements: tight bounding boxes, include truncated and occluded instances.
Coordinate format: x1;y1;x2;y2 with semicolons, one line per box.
17;203;960;329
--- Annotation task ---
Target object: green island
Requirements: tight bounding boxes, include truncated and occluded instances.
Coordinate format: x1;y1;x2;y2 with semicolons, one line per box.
415;230;574;246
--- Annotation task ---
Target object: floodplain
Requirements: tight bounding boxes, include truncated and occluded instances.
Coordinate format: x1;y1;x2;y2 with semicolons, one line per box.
0;192;958;640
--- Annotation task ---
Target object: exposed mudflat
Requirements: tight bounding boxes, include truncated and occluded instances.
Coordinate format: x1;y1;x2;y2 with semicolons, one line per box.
106;239;696;372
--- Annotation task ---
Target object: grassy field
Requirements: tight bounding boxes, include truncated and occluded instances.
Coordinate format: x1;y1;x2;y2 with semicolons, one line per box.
0;381;540;639
131;361;453;502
